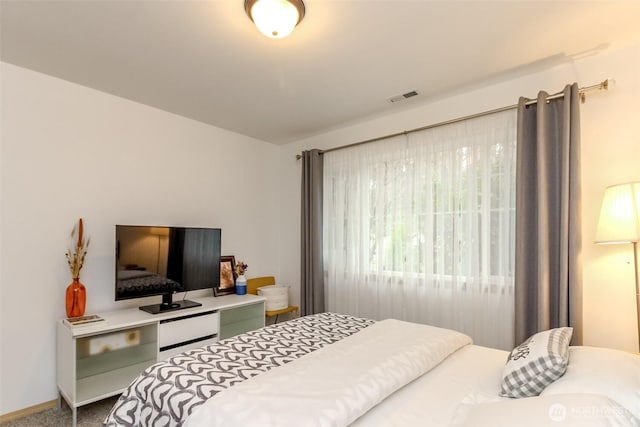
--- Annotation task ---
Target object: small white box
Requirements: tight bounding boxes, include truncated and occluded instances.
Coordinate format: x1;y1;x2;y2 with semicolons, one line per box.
257;285;289;311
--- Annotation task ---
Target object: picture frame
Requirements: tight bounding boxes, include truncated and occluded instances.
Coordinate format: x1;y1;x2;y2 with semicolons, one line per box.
214;255;237;296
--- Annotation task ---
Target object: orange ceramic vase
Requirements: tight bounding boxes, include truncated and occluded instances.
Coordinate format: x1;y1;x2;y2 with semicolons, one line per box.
66;278;86;318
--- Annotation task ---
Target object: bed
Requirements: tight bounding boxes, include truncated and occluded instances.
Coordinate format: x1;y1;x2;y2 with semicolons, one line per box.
104;313;640;426
116;270;183;299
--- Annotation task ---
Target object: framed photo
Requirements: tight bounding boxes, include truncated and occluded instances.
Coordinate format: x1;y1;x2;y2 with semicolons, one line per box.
214;255;237;296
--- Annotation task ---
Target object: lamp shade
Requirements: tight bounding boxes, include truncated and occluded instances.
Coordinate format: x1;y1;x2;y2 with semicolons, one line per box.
149;227;170;237
245;0;305;39
595;182;640;244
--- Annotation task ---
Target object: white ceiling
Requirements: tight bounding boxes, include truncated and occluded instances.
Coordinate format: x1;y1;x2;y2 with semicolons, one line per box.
3;1;640;145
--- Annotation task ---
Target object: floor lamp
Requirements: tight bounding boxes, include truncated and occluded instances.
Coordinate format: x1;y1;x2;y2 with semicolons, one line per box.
595;182;640;351
150;227;169;274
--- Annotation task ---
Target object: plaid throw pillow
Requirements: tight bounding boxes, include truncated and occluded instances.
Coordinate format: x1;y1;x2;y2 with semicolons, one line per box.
499;327;573;398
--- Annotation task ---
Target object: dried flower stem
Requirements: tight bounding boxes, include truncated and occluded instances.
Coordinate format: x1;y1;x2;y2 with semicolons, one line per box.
66;218;89;279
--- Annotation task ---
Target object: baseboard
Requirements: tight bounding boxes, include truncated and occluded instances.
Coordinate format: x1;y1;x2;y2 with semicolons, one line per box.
0;399;57;423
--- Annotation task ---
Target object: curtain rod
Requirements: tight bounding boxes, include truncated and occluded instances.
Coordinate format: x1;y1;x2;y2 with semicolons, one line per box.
295;78;612;160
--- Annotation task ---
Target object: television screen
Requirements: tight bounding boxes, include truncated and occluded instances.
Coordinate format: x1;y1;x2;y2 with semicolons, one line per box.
115;225;221;313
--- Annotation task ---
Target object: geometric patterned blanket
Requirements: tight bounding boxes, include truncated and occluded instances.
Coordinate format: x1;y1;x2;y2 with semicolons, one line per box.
103;313;375;427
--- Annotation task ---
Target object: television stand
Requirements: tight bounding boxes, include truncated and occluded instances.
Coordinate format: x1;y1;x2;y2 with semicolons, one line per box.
139;299;201;314
57;294;266;427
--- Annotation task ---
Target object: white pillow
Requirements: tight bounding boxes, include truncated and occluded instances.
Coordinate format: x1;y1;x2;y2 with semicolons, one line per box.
541;346;640;419
452;393;639;427
117;269;152;280
499;327;573;398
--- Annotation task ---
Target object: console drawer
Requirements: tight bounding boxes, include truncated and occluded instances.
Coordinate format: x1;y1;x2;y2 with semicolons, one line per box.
159;336;218;360
159;311;218;348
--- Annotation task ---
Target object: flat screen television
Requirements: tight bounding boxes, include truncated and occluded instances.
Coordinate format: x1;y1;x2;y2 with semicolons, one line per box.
115;225;221;314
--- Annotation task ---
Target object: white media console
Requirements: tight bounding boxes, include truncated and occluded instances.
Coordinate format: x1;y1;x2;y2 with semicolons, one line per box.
56;294;266;427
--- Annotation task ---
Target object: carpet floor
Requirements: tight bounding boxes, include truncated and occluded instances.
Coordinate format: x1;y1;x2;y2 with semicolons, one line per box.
1;396;118;427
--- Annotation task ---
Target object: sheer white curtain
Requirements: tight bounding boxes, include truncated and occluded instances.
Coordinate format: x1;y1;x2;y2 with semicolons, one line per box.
323;110;517;349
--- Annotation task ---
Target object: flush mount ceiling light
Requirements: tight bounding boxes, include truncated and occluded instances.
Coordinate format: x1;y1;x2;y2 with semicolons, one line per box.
244;0;305;39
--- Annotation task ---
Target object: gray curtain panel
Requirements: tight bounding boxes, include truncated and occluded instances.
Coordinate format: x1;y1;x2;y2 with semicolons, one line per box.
515;83;583;345
300;149;325;315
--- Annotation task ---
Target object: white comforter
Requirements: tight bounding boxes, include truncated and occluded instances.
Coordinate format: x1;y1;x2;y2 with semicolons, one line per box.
185;319;472;427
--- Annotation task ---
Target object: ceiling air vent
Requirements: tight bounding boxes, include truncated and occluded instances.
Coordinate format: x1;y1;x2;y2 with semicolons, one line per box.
387;90;419;103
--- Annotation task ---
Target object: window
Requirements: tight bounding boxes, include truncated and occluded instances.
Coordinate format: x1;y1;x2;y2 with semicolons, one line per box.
323;110;517;350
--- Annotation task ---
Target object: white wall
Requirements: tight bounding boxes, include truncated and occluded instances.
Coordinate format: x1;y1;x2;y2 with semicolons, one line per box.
277;43;640;353
0;62;281;415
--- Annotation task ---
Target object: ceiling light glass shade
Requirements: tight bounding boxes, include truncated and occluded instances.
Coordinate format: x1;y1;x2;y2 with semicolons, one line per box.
245;0;305;39
595;182;640;244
